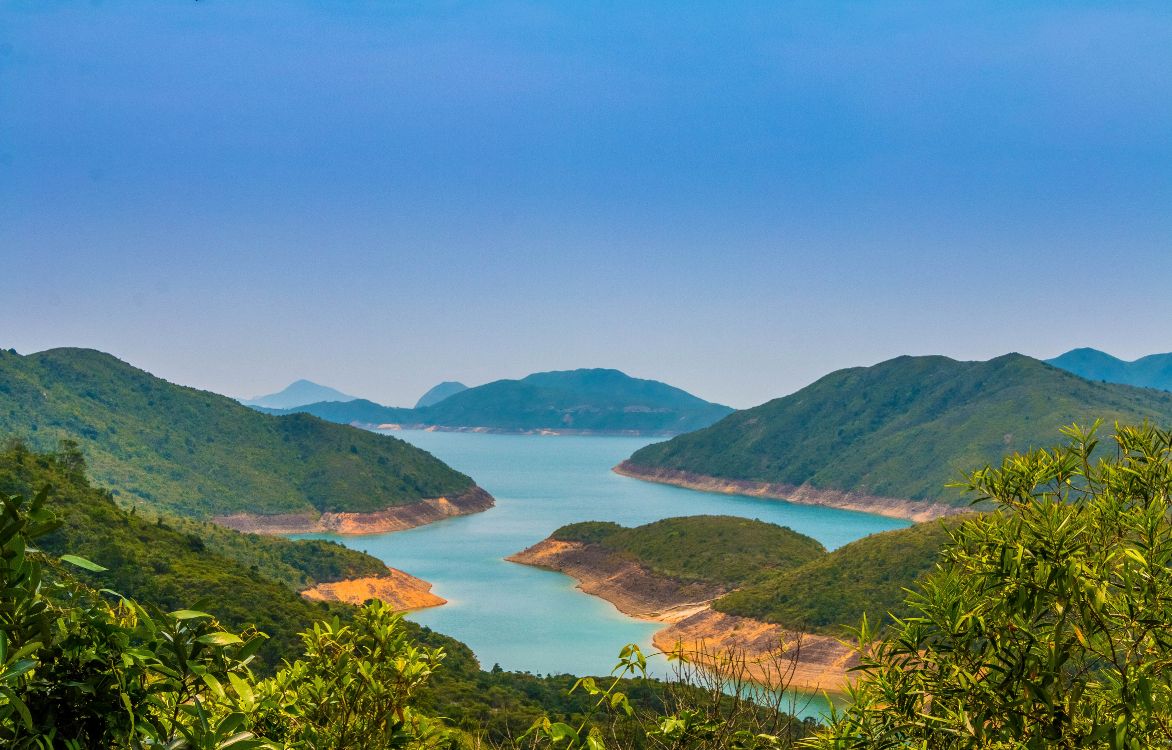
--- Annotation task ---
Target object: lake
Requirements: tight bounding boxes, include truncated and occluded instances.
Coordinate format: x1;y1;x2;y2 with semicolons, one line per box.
298;430;908;714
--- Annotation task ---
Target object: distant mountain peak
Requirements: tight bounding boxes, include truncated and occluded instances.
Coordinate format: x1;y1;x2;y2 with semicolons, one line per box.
414;381;469;409
1047;348;1172;392
275;367;733;436
243;380;357;409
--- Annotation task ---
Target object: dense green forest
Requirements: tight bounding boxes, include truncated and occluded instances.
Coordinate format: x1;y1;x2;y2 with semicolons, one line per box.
1047;347;1172;391
624;353;1172;506
0;348;475;517
551;516;825;587
714;520;954;634
264;368;734;435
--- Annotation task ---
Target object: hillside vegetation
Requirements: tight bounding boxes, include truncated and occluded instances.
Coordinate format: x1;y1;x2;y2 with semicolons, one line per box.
0;347;475;518
0;439;373;664
714;521;954;634
1047;347;1172;392
623;354;1172;507
268;368;734;435
551;516;826;587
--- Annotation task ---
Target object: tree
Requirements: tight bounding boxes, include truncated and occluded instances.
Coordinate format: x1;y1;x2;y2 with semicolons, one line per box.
809;423;1172;749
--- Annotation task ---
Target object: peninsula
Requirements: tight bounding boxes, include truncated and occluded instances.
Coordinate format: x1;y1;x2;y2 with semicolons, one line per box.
509;516;953;693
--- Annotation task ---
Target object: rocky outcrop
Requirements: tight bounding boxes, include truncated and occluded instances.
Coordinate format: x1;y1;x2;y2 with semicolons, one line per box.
212;486;495;535
301;567;446;611
653;609;856;693
615;462;966;523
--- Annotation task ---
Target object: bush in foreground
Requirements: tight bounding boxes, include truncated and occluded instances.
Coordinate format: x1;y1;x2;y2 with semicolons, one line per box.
810;423;1172;749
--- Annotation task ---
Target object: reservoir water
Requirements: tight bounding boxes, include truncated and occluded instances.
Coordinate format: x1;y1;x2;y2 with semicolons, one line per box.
299;431;908;714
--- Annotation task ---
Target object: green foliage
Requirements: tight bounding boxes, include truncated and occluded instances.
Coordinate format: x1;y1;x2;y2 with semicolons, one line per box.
809;423;1172;749
269;368;734;435
249;602;454;749
0;485;271;748
626;354;1172;505
0;441;368;668
714;521;953;634
146;514;388;591
551;516;826;588
0;347;474;517
518;643;817;750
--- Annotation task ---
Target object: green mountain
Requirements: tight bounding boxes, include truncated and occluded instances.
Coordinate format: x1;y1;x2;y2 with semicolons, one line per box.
242;378;357;409
267;368;734;435
620;354;1172;510
0;348;477;518
550;515;826;587
714;521;954;635
1047;347;1172;392
415;380;469;408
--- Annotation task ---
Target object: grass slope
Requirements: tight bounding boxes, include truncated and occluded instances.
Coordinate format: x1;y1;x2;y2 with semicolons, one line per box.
271;368;735;435
714;521;954;635
551;516;826;587
0;347;474;518
1047;348;1172;392
625;354;1172;506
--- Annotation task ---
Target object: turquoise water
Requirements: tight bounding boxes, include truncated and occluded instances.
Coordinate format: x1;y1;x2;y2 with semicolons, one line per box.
298;431;907;714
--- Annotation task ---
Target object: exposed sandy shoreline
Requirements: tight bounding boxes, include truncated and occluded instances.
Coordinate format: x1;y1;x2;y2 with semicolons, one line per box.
507;538;856;694
211;486;495;536
370;423;685;437
614;462;967;523
301;566;446;611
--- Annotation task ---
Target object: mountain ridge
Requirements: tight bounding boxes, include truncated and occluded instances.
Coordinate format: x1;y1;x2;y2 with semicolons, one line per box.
263;367;734;436
0;347;487;522
1046;347;1172;392
618;353;1172;518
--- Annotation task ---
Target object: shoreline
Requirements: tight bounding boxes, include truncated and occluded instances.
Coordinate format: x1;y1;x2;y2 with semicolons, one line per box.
301;566;446;611
212;486;495;536
370;423;689;438
614;462;966;523
507;538;855;694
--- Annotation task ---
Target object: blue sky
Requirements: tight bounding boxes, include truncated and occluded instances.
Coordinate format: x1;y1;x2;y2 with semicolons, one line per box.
2;1;1169;408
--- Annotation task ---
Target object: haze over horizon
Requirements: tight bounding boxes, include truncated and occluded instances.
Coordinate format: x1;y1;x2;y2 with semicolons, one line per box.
3;1;1169;409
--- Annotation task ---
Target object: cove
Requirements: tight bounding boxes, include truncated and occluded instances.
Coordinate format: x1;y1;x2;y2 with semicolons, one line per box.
296;431;908;714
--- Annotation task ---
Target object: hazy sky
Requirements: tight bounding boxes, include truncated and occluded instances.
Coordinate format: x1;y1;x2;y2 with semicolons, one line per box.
2;1;1169;408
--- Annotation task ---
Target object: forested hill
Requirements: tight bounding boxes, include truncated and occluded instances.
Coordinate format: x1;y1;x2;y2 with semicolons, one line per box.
714;520;954;634
621;353;1172;510
0;347;475;518
265;368;734;435
1047;347;1172;392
